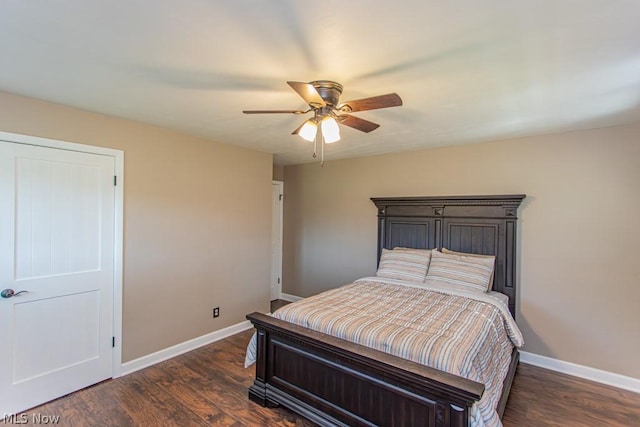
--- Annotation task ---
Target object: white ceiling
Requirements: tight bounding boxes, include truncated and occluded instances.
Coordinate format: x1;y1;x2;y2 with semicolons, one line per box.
1;1;639;165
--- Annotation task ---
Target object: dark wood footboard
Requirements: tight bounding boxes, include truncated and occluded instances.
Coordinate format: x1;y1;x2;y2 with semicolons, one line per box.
247;312;499;427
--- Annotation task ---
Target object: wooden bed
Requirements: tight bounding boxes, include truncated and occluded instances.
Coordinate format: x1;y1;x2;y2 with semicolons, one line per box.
246;194;525;427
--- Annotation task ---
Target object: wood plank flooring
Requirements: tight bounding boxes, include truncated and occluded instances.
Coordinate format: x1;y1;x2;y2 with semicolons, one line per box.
502;363;639;426
13;325;640;426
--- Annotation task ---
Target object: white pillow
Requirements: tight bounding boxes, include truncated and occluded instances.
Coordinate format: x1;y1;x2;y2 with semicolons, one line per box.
424;249;495;293
442;248;496;289
376;248;431;283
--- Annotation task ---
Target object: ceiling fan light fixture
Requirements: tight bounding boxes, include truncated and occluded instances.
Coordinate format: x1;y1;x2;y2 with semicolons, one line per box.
321;116;340;143
298;119;318;142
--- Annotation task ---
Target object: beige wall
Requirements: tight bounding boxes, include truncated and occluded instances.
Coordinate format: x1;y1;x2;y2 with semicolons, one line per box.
0;91;272;362
272;164;284;181
282;123;640;379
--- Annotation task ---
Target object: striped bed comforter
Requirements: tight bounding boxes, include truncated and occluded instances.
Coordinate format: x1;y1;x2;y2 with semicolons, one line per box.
246;277;523;427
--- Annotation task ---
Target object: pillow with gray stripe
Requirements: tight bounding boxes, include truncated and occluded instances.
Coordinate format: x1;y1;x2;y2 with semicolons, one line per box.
424;249;495;293
376;248;431;283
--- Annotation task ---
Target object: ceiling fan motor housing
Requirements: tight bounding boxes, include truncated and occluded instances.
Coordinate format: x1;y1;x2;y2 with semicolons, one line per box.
310;80;343;107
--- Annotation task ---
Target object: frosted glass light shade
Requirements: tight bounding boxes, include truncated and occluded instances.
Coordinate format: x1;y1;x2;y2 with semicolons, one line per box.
298;119;317;142
321;116;340;143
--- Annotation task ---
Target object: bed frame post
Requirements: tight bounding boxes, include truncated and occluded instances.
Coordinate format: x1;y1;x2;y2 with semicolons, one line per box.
248;328;280;408
376;204;386;266
248;329;267;405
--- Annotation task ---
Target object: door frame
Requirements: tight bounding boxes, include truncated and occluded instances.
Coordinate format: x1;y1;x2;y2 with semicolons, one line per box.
0;130;124;377
271;180;283;301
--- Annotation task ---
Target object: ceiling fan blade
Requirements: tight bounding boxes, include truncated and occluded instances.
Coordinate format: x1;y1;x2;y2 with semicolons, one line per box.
291;121;305;135
338;93;402;113
242;109;306;114
337;114;380;133
287;81;327;107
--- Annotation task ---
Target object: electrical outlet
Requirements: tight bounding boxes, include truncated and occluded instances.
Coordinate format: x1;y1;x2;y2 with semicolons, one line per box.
213;307;220;318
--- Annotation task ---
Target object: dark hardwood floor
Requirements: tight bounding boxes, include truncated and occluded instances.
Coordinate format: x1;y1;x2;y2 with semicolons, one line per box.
14;310;640;426
502;363;639;426
271;298;291;312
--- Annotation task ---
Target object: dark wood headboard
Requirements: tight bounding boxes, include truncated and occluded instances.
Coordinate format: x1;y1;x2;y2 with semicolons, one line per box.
370;195;525;316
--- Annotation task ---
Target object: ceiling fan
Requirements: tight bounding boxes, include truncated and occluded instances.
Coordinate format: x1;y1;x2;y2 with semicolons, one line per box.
243;80;402;164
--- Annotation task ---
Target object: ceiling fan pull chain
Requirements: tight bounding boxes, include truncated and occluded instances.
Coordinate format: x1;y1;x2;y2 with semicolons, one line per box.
312;131;317;158
320;135;325;167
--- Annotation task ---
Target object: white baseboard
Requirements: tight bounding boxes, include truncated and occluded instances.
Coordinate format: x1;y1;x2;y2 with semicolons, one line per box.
520;351;640;393
120;320;253;377
118;313;639;395
280;293;303;302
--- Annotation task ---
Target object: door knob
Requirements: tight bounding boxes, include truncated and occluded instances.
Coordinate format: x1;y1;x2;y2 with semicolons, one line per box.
1;289;28;298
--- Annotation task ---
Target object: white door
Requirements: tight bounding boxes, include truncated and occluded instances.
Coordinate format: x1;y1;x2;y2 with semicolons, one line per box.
0;141;115;415
270;181;283;301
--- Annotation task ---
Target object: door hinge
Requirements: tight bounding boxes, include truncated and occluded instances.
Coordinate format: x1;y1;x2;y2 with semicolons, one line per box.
113;176;117;186
112;337;116;348
279;194;283;201
277;277;281;284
